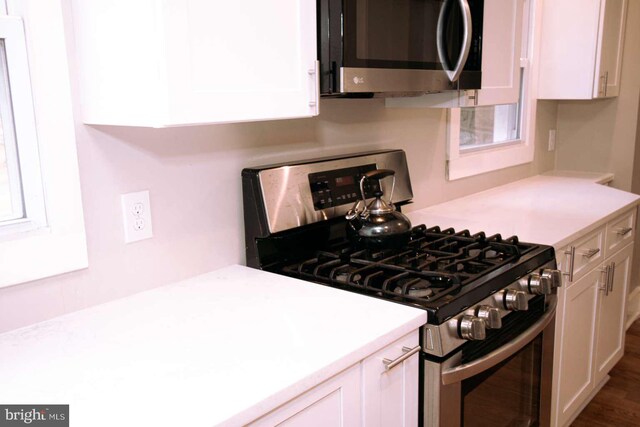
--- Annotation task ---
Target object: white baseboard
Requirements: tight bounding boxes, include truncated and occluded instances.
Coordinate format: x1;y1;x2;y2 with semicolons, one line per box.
626;287;640;330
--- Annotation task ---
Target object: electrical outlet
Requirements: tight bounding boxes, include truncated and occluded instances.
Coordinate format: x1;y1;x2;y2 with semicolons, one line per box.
121;191;153;243
548;129;556;151
133;202;144;217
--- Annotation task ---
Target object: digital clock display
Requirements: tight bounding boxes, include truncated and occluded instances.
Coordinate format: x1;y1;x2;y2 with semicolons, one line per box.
308;164;379;211
335;176;355;187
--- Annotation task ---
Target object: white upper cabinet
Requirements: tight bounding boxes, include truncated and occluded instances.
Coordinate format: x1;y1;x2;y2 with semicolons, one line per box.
538;0;627;100
71;0;319;127
386;0;525;109
469;0;524;106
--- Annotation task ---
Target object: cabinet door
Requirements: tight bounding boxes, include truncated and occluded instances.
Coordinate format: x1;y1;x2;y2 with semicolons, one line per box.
594;243;632;385
362;331;420;427
164;0;319;125
248;364;361;427
72;0;319;126
593;0;628;98
539;0;628;100
555;268;600;427
474;0;524;106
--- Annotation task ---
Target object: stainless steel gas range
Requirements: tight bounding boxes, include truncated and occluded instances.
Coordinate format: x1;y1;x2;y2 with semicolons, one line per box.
242;150;560;427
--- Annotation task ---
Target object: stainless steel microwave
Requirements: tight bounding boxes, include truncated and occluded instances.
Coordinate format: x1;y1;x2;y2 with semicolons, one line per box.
318;0;484;97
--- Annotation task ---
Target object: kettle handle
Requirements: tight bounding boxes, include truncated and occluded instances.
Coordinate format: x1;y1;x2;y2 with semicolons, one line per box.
363;169;395;180
359;169;396;206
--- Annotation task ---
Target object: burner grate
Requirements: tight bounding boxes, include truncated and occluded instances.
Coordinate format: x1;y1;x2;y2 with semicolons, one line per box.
279;224;537;309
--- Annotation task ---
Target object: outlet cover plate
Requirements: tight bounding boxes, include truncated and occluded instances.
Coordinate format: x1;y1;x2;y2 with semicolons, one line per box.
121;190;153;243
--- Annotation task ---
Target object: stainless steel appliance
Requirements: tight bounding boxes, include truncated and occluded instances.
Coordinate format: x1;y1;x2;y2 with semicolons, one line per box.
318;0;484;96
242;150;559;426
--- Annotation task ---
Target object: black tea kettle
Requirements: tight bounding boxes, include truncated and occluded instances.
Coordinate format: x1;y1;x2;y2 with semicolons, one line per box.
345;169;412;248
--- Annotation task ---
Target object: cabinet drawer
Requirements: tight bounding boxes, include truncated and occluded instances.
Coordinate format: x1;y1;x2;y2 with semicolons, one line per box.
558;227;605;285
605;209;636;256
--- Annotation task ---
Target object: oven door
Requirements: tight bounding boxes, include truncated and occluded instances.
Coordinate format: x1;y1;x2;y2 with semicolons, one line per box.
423;295;556;427
326;0;483;94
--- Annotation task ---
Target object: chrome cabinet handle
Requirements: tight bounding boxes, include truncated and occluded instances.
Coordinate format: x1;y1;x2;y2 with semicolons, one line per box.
615;226;633;236
563;246;576;282
581;248;600;259
604;71;609;97
383;345;421;371
307;61;320;113
436;0;472;83
599;265;610;296
609;262;616;293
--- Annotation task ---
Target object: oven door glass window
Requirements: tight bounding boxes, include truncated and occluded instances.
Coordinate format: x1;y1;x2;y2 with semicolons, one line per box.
462;335;542;427
343;0;483;71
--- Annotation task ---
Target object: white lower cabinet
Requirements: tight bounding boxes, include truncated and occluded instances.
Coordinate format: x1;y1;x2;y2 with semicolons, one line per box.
249;364;362;427
249;330;420;426
555;268;600;427
362;331;420;427
594;244;632;386
553;208;635;426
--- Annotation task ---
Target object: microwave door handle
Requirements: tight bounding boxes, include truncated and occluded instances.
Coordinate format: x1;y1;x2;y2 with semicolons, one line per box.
436;0;473;83
436;1;449;77
441;295;557;385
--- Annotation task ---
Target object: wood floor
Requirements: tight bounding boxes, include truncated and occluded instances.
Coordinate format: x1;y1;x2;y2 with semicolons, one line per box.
571;320;640;426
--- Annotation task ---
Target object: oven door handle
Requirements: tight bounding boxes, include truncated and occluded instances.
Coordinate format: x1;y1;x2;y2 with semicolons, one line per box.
441;296;557;385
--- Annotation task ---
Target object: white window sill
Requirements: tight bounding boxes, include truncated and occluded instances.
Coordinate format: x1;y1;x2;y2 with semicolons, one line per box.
447;139;533;181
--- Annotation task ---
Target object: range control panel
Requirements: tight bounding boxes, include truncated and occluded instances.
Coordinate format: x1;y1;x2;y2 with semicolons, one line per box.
308;164;381;211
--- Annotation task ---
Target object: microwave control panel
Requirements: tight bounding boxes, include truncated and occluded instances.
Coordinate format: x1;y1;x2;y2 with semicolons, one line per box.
308;164;380;211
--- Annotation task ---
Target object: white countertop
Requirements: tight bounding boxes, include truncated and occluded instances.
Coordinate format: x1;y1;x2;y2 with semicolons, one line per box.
407;175;640;250
2;174;636;426
0;265;426;427
542;169;614;185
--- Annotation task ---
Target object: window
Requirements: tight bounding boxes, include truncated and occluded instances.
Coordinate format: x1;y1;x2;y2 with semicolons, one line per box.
446;0;538;181
0;38;25;223
460;103;520;150
0;17;46;235
0;92;14;222
458;68;525;152
0;1;87;288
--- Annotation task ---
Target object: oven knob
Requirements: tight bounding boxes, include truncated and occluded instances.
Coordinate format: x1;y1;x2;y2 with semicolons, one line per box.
523;272;552;295
475;305;502;329
503;290;528;311
458;315;486;341
541;268;563;289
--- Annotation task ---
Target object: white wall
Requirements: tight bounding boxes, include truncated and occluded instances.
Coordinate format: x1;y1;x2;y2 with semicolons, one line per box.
0;5;557;333
555;0;640;191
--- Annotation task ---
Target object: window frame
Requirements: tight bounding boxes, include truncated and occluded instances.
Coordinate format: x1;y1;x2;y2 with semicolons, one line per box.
0;15;46;233
0;0;87;288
